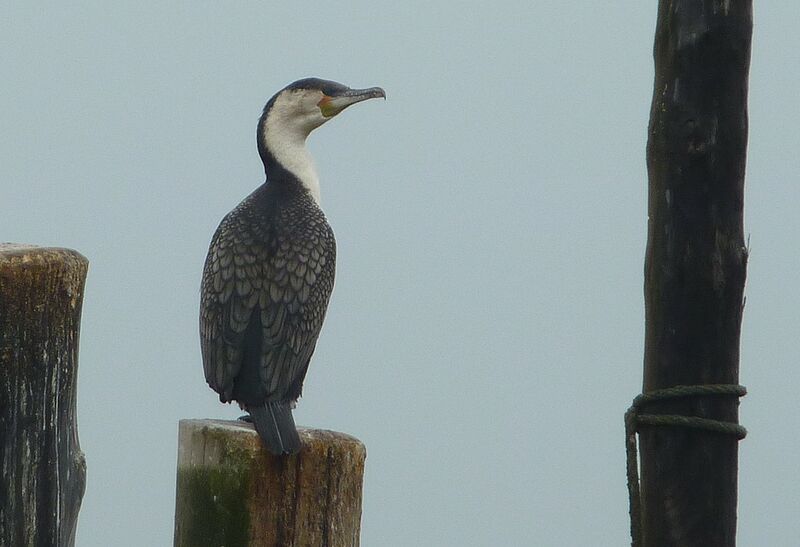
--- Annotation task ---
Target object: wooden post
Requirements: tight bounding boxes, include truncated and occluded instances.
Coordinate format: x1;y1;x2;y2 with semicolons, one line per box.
174;419;366;547
640;2;752;546
0;244;88;547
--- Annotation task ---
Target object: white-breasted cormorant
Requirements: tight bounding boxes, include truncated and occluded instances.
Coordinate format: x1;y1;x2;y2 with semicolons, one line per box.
200;78;385;455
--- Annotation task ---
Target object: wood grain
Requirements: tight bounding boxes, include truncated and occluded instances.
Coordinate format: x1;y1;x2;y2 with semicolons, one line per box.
174;419;365;547
0;244;88;547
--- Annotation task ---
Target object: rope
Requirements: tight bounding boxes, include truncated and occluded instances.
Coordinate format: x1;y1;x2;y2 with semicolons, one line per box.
625;384;747;547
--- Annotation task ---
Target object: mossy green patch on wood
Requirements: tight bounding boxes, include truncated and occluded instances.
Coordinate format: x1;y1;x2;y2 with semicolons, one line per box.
175;466;251;547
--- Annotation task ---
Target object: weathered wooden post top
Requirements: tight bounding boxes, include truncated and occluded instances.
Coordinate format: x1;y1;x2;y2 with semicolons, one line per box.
0;244;88;547
174;420;366;547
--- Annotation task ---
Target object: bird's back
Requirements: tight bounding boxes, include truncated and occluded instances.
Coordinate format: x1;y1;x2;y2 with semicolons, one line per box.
200;181;336;408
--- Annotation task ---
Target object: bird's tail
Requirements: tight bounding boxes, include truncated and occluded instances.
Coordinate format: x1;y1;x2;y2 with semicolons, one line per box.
248;402;301;455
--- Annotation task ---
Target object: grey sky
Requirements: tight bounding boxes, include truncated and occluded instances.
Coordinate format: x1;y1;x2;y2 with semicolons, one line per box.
2;2;798;545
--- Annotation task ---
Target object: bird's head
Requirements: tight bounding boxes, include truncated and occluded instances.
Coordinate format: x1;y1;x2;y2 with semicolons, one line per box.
259;78;385;142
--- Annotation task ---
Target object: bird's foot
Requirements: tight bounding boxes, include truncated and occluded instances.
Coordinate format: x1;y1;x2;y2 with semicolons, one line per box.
237;414;253;423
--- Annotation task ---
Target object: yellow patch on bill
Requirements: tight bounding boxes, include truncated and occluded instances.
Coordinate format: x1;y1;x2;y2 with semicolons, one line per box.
318;96;337;118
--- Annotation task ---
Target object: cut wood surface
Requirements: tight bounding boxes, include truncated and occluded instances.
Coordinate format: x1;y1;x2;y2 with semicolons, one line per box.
0;244;88;547
174;419;366;547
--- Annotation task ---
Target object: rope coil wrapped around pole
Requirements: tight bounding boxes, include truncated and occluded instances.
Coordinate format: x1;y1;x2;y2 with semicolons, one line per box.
625;384;747;547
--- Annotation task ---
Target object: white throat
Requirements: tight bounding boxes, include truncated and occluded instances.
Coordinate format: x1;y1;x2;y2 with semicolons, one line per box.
263;99;322;206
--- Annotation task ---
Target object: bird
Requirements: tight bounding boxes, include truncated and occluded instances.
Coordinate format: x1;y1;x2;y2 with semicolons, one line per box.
200;78;385;455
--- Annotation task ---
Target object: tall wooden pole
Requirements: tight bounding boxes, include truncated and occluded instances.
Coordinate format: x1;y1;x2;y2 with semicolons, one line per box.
174;420;366;547
640;2;752;546
0;245;88;547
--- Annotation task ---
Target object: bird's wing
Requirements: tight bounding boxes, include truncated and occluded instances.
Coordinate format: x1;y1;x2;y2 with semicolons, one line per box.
256;221;335;400
200;206;335;402
200;212;255;401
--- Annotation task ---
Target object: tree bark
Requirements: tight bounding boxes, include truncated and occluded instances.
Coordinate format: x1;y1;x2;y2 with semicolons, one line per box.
174;420;366;547
0;244;88;547
640;2;752;546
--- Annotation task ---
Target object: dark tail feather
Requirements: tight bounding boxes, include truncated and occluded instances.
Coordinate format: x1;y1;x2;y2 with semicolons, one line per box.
249;402;301;455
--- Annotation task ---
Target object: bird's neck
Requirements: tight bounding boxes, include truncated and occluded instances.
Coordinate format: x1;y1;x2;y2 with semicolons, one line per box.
261;119;322;206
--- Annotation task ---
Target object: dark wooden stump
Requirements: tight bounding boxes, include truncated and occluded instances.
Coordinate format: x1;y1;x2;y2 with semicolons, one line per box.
640;3;752;546
0;244;88;547
174;419;366;547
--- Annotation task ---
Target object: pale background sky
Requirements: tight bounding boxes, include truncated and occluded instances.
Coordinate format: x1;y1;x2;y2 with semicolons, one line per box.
2;2;798;546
